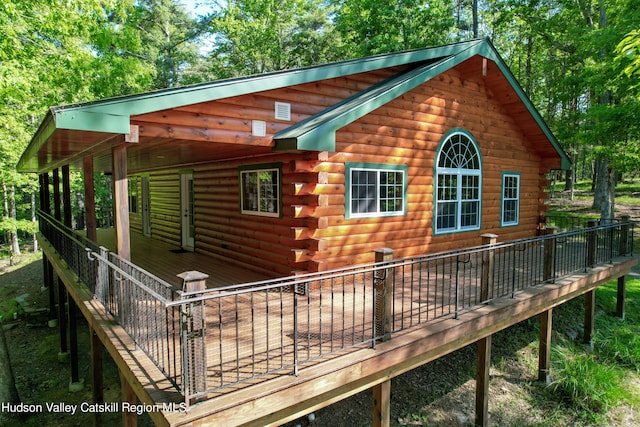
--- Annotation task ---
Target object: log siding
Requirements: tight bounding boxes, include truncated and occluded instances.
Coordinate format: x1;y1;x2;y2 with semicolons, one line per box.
125;57;557;275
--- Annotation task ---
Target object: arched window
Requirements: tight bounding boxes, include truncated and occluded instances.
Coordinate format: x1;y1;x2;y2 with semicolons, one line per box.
434;130;482;234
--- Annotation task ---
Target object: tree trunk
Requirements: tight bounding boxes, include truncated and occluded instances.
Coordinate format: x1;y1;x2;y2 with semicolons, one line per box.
592;157;615;220
0;327;21;426
9;185;20;256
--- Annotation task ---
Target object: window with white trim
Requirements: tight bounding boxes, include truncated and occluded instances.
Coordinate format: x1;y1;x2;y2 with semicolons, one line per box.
240;165;280;217
501;173;520;226
434;131;482;233
346;163;407;218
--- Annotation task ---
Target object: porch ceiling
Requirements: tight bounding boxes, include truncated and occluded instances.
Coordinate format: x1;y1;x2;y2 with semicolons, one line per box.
20;127;275;175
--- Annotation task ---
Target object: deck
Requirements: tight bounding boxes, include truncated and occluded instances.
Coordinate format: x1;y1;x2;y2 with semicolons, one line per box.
88;228;273;288
39;217;638;426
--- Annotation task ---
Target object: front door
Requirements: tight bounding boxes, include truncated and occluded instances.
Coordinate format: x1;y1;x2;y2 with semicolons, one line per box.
141;176;151;236
180;172;195;251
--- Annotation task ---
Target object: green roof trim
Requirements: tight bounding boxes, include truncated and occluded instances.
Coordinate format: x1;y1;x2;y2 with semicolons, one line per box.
55;109;131;134
273;38;570;170
19;37;570;172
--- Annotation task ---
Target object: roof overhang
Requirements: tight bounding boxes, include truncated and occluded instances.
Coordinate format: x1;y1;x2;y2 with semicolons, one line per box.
17;38;570;174
273;39;571;171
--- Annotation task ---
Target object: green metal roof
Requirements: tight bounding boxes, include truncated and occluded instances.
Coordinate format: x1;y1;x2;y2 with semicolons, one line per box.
18;38;571;172
273;38;571;170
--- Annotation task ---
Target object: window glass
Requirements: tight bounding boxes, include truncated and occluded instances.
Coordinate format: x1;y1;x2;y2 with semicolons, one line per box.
241;167;280;217
347;164;406;218
502;174;520;226
434;131;482;234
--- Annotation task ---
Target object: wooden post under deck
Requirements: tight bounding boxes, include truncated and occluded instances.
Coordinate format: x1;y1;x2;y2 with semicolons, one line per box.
56;274;68;357
617;215;631;319
120;371;137;427
68;297;82;390
372;380;391;427
91;327;103;427
538;308;553;384
583;289;596;348
475;335;492;427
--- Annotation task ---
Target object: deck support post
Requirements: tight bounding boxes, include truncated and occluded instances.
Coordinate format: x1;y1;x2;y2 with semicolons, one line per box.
372;380;391;427
617;215;631;319
374;248;394;342
475;335;492;427
90;327;103;427
68;297;83;391
56;274;68;358
112;144;131;261
583;289;596;348
120;372;137;427
83;155;97;243
538;308;553;384
480;234;497;302
616;276;626;320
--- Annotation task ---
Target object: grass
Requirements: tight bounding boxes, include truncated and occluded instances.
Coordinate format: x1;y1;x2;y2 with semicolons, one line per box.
543;278;640;424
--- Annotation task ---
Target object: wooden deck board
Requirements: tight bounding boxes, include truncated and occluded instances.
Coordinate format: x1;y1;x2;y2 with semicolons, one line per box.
92;229;273;288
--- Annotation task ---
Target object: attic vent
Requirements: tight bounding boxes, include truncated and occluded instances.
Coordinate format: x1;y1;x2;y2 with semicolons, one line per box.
252;120;266;137
275;102;291;121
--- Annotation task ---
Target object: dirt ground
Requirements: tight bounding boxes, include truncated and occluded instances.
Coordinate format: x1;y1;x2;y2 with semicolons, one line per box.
0;196;638;426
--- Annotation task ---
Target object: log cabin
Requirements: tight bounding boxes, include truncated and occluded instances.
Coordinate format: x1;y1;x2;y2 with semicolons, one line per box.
19;38;570;276
16;38;637;427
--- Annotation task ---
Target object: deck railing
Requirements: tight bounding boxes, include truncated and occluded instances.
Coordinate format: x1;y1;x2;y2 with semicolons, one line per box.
38;211;635;407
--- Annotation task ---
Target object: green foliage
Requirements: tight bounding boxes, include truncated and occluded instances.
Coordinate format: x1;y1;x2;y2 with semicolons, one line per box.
550;347;629;413
332;0;455;57
0;218;37;236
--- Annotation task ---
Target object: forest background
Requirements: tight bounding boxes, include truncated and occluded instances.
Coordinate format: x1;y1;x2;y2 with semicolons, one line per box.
1;0;640;255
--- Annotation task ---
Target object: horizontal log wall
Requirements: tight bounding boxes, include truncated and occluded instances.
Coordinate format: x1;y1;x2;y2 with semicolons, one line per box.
148;170;181;247
311;65;551;270
192;152;323;277
130;59;558;274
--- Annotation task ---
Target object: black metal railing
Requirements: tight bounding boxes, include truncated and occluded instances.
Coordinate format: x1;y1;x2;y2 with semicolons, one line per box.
38;211;635;407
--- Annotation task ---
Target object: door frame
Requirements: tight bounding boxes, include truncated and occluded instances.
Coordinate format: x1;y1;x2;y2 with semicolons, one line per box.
180;171;195;251
141;175;151;237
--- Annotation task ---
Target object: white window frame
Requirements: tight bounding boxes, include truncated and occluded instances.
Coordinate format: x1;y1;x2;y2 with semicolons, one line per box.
240;165;281;218
501;173;520;226
434;130;482;234
346;163;407;219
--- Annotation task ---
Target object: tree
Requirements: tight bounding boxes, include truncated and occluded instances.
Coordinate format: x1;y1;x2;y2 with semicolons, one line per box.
489;0;640;219
208;0;339;78
332;0;455;57
0;327;20;426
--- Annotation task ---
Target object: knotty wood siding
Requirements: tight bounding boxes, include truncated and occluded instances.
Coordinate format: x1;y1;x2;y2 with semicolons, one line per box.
148;170;181;247
129;59;558;275
311;65;552;270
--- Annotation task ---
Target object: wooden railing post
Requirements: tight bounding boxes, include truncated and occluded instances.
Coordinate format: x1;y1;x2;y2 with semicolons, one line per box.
620;214;631;256
374;248;394;342
480;234;497;303
178;271;208;405
586;219;598;268
543;227;558;282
